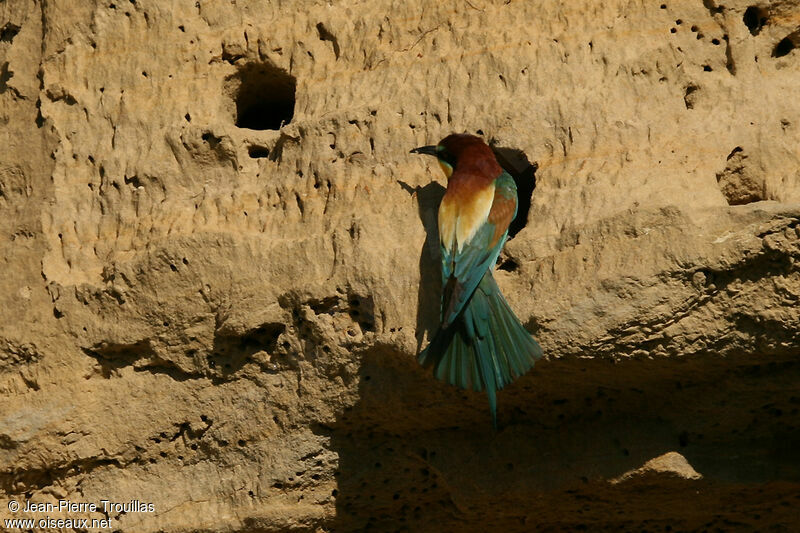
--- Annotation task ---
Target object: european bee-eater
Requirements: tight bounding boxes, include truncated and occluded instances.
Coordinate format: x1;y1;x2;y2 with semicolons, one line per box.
411;133;543;427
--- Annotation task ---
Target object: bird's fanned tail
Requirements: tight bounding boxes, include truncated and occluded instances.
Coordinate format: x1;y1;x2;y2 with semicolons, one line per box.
419;272;543;427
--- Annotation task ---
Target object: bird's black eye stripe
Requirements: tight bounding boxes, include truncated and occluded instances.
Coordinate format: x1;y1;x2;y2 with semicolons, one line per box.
437;146;457;167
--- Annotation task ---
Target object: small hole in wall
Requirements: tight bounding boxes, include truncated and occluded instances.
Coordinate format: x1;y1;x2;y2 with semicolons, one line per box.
248;145;270;158
227;62;296;130
0;23;21;43
683;84;699;109
772;36;795;58
743;6;768;36
498;258;519;272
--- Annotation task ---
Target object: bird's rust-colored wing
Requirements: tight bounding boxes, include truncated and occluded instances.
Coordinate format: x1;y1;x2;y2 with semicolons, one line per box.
487;187;517;248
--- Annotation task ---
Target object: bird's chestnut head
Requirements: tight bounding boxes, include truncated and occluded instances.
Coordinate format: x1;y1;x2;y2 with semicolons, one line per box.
411;133;494;178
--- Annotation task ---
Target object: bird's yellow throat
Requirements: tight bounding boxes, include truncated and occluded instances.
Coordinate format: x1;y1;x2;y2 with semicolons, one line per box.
438;160;453;178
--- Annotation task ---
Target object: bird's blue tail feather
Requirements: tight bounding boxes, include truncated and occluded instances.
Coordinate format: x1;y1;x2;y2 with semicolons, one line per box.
419;272;542;427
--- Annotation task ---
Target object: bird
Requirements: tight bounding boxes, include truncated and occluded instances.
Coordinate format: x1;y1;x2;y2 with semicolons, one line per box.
411;133;543;427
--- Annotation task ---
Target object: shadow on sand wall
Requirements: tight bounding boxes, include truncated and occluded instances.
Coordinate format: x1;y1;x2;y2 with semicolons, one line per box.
325;348;800;531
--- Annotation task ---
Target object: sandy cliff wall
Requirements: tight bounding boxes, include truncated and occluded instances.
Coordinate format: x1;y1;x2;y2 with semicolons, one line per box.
1;0;800;530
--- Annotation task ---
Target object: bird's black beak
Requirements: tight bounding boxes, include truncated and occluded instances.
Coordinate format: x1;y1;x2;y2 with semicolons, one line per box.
410;145;438;157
